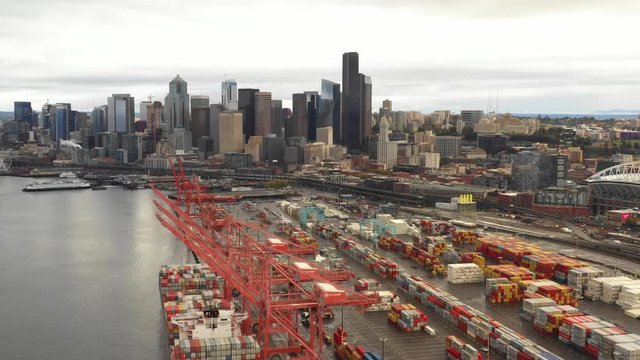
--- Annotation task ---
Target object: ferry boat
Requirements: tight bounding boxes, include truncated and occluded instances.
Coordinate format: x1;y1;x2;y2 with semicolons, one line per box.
23;179;91;192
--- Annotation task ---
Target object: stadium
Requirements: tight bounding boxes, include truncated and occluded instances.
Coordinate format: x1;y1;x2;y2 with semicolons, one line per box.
587;161;640;215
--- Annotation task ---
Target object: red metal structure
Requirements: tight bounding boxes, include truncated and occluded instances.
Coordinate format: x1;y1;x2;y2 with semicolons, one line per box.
153;160;374;359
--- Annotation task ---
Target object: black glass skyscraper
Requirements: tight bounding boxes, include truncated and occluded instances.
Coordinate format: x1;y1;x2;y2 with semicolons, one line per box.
238;88;259;141
341;52;361;150
341;52;371;151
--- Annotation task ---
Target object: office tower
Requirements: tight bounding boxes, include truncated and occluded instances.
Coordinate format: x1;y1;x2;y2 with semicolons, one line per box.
209;103;223;154
198;137;214;161
305;91;319;141
122;133;144;162
254;92;272;136
164;75;190;132
41;103;55;130
271;100;283;137
435;136;462;158
14;101;35;127
342;52;361;150
511;152;569;191
361;74;372;141
291;93;307;139
282;108;292;138
377;116;397;169
107;94;135;133
316;126;333;146
382;99;392;112
341;52;372;150
146;101;164;134
190;95;210;146
218;112;244;154
139;100;151;124
238;88;259;141
319;79;340;142
170;127;192;154
53;103;70;141
461;110;484;127
75;112;89;130
221;79;238;111
477;134;507;157
264;135;285;165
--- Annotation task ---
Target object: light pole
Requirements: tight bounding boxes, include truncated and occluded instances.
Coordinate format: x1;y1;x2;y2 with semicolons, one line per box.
380;337;387;360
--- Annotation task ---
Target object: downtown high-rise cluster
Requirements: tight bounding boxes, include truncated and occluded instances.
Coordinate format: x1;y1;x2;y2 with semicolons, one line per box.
5;52;374;168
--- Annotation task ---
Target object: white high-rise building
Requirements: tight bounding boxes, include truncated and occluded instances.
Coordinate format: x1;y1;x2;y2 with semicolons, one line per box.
139;100;151;125
222;79;238;111
377;116;397;170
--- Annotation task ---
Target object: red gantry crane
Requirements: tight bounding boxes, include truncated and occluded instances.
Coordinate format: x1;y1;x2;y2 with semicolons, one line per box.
153;160;374;359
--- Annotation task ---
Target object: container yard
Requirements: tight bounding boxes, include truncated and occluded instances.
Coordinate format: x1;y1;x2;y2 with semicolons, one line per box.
153;169;640;360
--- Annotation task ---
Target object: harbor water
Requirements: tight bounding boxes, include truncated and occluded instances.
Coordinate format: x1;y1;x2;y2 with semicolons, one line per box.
0;176;187;360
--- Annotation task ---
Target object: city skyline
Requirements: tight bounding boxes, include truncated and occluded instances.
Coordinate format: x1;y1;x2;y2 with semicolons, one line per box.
1;0;640;113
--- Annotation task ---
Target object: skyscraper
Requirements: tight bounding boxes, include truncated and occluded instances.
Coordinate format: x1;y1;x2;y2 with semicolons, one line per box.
107;94;135;133
53;103;70;141
341;52;371;150
254;92;272;136
14;101;34;127
271;100;283;138
361;75;372;141
238;88;259;141
209;103;223;154
319;79;340;142
190;95;210;146
146;101;164;134
222;79;238;111
377;116;397;169
41;103;55;130
291;93;307;139
164;75;190;132
91;105;108;134
218;112;244;154
304;91;319;142
139;101;151;125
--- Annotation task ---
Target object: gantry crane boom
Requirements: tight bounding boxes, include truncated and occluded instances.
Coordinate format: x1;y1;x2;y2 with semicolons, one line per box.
153;160;374;359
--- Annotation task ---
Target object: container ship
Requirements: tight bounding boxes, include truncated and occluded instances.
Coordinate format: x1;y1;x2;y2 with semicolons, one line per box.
159;264;261;360
22;179;91;192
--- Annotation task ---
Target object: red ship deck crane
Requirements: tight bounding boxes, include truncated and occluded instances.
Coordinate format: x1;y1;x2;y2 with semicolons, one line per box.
153;160;373;359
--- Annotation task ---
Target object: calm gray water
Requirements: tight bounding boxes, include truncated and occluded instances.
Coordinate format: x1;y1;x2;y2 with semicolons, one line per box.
0;176;187;360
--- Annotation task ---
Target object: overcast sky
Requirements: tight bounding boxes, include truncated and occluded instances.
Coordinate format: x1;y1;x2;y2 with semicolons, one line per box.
2;0;640;114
